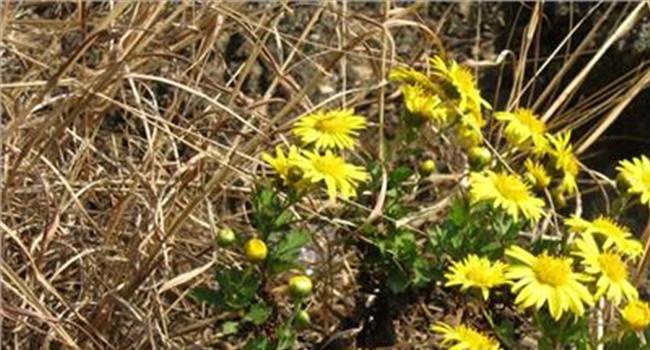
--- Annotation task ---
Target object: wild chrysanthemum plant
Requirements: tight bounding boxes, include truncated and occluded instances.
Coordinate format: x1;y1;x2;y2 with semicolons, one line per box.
469;170;545;222
292;109;367;150
572;233;638;305
566;215;643;257
617;155;650;206
505;245;594;321
444;254;510;300
432;322;501;350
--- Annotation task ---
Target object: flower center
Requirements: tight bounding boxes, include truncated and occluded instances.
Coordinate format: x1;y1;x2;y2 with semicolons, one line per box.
533;255;571;287
598;253;628;282
465;268;494;286
312;155;342;176
493;175;529;202
315;116;346;134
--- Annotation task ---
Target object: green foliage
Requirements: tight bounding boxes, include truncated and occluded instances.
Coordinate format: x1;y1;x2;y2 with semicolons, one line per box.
191;267;259;310
428;198;521;260
252;185;294;237
267;230;312;274
244;302;273;326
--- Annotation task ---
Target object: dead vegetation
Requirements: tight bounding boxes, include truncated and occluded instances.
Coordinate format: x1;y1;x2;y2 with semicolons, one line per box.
1;1;649;349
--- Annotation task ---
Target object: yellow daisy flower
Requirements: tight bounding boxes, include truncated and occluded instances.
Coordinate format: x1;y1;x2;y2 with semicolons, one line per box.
572;233;638;305
401;84;449;123
445;255;510;300
524;159;551;189
621;300;650;331
430;56;490;114
388;66;437;91
495;109;549;153
565;215;643;258
293;150;368;201
505;245;594;320
261;145;305;184
548;132;580;195
469;171;545;222
292;109;366;150
617;155;650;206
431;322;501;350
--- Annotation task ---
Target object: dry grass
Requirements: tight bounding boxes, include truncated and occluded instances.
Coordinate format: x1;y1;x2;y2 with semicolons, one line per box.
1;1;649;349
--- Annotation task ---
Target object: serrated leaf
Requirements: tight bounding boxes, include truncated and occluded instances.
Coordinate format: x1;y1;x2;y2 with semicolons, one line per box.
269;230;311;274
244;302;272;326
215;267;260;310
190;287;222;306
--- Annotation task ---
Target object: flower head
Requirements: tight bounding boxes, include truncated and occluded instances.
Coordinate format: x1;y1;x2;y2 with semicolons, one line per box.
525;159;551;189
469;171;545;222
548;132;580;195
292;109;366;150
621;300;650;331
445;255;510;300
431;322;501;350
262;145;305;184
565;215;643;258
430;56;490;114
617;155;650;206
495;109;549;153
389;66;437;91
506;246;594;320
572;233;637;304
401;84;449;123
293;150;368;201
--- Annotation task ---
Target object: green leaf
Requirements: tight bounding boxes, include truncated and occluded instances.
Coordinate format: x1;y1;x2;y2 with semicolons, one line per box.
252;186;292;236
244;302;273;326
221;321;239;335
388;165;413;187
269;230;311;274
244;337;272;350
215;267;260;310
190;287;222;306
276;326;296;350
412;256;433;288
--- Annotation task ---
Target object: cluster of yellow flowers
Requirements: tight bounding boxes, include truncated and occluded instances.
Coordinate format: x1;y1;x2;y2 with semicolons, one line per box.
389;56;490;150
262;109;369;202
438;213;650;348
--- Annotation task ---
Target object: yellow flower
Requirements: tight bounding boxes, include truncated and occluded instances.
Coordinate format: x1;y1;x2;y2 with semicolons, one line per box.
621;300;650;331
469;171;545;222
445;255;509;300
292;109;366;150
262;145;305;184
293;150;368;201
505;246;594;320
617;155;650;206
389;66;437;91
401;84;449;123
430;56;490;114
548;132;580;195
495;109;549;153
524;159;551;189
565;215;643;258
431;322;501;350
572;233;637;305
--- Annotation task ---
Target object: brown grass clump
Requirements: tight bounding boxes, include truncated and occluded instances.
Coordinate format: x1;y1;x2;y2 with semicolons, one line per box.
1;2;649;349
